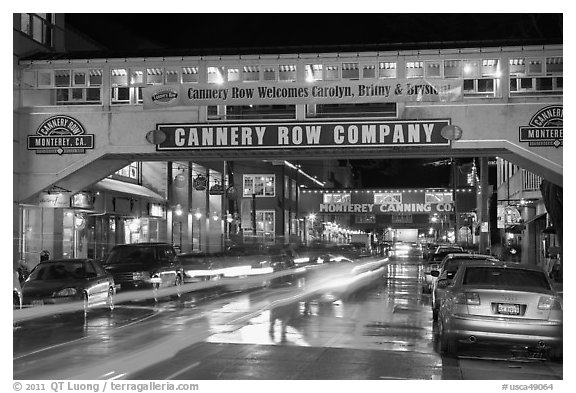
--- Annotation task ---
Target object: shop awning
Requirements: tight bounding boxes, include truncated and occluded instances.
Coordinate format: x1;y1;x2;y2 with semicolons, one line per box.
93;178;166;201
523;212;547;225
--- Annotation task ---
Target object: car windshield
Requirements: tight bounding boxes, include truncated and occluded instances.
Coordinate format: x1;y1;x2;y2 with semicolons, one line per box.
105;247;156;265
29;262;86;281
463;266;551;290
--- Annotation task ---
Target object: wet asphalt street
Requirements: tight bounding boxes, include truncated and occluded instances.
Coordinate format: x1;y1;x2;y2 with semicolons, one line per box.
13;257;563;380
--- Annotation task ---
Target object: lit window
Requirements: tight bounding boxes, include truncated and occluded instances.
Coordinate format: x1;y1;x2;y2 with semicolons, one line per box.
379;62;396;78
279;64;297;82
305;64;323;82
243;175;275;197
325;64;340;80
323;193;351;203
182;67;199;83
147;68;164;85
405;61;424;78
207;66;225;84
243;65;260;81
227;67;240;82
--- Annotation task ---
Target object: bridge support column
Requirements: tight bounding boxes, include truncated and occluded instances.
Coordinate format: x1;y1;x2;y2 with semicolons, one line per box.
478;157;490;254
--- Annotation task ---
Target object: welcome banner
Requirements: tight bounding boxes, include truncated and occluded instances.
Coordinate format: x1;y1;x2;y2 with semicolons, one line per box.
143;78;463;109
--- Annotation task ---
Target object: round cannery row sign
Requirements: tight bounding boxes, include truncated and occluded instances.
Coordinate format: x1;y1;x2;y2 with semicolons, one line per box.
27;115;94;155
519;105;563;148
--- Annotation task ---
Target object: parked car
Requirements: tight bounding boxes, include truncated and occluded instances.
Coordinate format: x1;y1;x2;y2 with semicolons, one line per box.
178;252;223;283
21;259;115;312
13;270;22;309
102;243;183;301
422;245;464;293
437;261;562;360
430;253;498;321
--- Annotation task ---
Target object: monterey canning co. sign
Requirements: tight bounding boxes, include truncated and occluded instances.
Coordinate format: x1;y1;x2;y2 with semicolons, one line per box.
519;105;563;148
155;120;451;151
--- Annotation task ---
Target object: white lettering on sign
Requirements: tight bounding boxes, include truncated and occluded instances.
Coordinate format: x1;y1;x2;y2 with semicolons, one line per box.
157;121;450;150
317;203;453;214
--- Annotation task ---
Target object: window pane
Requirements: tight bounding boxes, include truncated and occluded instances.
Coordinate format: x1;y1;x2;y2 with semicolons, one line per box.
305;64;323;81
263;66;276;81
207;66;225;84
444;60;462;78
227;68;240;82
166;69;179;83
463;79;475;92
509;58;526;76
405;61;424;78
243;66;260;81
71;88;83;100
477;79;494;92
325;65;340;80
22;71;36;88
55;70;70;87
463;60;480;78
482;59;499;77
426;62;441;78
89;69;102;86
379;62;396;78
362;64;376;79
546;57;563;74
279;65;296;81
536;77;553;91
147;68;163;85
38;71;52;87
520;78;533;89
528;59;543;75
341;63;359;79
111;69;128;86
182;67;199;83
73;71;86;86
56;88;69;102
86;88;101;102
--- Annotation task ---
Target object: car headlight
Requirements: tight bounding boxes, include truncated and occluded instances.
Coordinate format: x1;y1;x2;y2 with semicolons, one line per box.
54;288;79;297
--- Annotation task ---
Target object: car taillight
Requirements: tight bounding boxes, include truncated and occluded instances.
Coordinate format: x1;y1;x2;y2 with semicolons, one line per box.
538;295;562;310
455;292;480;305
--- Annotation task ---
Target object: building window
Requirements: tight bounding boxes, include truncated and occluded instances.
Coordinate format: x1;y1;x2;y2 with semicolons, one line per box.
20;13;53;47
182;67;199;83
379;62;397;78
461;59;501;98
405;61;424;78
355;214;376;224
425;61;442;78
207;66;225;84
374;193;402;204
263;66;277;81
392;214;413;224
25;68;103;106
342;63;360;80
243;175;275;197
509;57;562;97
362;64;377;79
279;65;297;82
256;210;275;236
325;64;340;81
323;193;351;204
305;64;323;82
111;162;140;183
243;65;260;82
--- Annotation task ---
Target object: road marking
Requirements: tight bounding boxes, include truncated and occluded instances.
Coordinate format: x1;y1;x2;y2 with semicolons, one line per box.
164;362;201;380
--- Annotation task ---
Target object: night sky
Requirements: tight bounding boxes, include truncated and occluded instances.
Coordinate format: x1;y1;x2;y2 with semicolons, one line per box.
63;13;561;188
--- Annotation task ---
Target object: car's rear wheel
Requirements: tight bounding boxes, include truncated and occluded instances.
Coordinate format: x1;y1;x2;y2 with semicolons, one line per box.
548;346;563;361
438;318;458;356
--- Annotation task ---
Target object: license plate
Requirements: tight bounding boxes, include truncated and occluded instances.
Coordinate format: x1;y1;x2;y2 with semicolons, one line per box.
497;303;520;315
115;284;121;290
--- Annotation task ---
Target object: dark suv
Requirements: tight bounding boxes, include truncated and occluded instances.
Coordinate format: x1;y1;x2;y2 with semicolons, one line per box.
102;243;183;300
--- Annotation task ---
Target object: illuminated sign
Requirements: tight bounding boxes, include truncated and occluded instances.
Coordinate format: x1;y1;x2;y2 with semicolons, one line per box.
156;120;451;150
318;203;453;214
28;115;94;155
519;105;563;148
143;79;463;109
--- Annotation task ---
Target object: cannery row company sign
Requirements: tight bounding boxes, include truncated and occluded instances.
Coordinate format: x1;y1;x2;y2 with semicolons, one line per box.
155;120;451;150
519;105;563;148
319;202;453;214
143;79;463;109
28;115;94;155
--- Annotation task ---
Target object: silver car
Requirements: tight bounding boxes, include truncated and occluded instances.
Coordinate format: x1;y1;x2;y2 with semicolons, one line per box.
431;253;498;321
438;261;562;360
